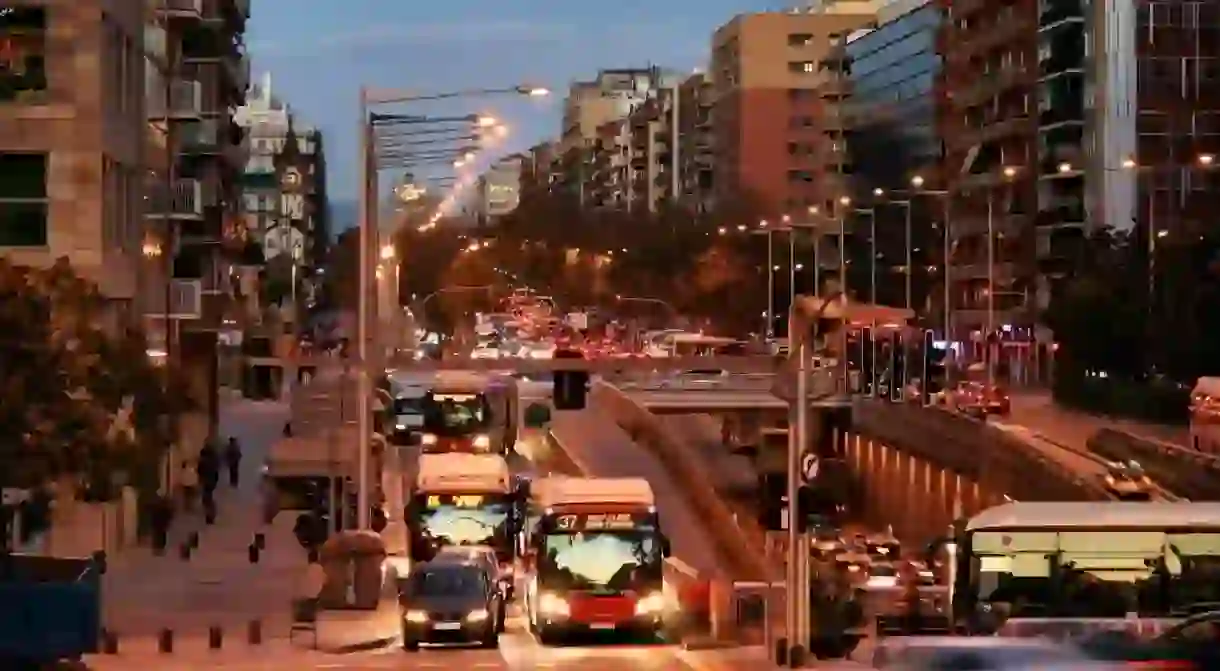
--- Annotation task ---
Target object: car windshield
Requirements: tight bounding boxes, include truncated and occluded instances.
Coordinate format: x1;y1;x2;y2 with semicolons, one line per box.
422;393;491;435
970;530;1220;618
539;530;662;594
415;493;512;547
409;567;486;598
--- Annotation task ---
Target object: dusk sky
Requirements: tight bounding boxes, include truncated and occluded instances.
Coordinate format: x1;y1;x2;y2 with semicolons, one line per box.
246;0;771;215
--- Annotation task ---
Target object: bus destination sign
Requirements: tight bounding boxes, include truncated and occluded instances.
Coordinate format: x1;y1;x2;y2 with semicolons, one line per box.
554;512;652;531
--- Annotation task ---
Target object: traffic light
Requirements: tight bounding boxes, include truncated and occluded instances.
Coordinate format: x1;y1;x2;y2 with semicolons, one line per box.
553;370;589;410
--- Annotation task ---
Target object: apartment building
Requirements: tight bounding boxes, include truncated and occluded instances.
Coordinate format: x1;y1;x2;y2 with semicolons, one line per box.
474;155;523;224
844;0;944;310
938;0;1038;336
0;2;146;316
521;141;559;200
709;6;878;217
586;117;631;209
145;0;249;437
557;68;672;202
677;72;716;214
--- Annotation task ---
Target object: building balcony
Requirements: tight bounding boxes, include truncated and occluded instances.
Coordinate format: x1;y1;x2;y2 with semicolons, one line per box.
145;178;208;219
957;114;1033;148
145;23;168;65
225;50;250;94
951;261;1021;281
951;68;1026;108
950;12;1035;60
148;79;203;119
952;212;1028;237
159;0;203;18
142;279;205;320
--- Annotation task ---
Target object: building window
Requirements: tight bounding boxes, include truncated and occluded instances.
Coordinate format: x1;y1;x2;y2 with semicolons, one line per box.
788;33;814;47
788;170;814;183
0;152;49;246
788;61;816;74
0;6;47;102
789;116;815;129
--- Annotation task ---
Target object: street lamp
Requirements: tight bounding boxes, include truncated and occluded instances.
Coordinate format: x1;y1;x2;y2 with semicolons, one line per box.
355;83;548;530
909;174;951;356
984;165;1020;386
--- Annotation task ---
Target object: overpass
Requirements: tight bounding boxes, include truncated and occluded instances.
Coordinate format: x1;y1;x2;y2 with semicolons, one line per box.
593;375;1117;547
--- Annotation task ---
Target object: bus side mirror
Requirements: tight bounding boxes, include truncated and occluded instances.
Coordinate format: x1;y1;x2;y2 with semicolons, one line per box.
523;403;551;428
661;537;672;558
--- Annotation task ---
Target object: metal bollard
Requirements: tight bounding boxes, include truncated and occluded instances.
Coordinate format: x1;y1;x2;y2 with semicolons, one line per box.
248;619;262;645
179;542;192;561
790;644;807;668
208;625;222;649
253;532;265;550
188;531;200;548
248;542;260;564
102;628;119;654
158;628;173;653
775;637;788;666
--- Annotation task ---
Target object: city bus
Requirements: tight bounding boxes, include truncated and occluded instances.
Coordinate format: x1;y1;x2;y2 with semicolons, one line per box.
643;332;740;358
406;453;524;570
938;501;1220;638
419;372;519;454
521;476;672;644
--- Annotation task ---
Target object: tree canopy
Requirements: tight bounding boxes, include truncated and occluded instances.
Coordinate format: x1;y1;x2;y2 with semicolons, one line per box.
395;194;770;334
0;258;187;496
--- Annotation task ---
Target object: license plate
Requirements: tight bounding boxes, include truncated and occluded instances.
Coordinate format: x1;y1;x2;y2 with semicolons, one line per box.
434;622;462;630
590;623;615;630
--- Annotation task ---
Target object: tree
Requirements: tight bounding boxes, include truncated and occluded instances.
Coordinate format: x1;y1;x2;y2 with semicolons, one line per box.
0;257;183;498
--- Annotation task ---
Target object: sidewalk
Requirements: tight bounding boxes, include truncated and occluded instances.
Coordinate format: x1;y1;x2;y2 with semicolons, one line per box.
1007;391;1187;450
96;398;402;659
679;644;877;670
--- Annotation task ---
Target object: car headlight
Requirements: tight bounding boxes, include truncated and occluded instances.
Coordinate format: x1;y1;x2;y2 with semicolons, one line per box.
421;433;437;445
538;592;570;616
472;434;491;449
634;593;666;615
395;422;407;430
465;609;489;623
866;575;899;589
404;610;429;623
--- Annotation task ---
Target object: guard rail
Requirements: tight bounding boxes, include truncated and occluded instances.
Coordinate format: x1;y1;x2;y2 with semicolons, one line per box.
591;380;779;584
852;401;1109;502
1087;428;1220;500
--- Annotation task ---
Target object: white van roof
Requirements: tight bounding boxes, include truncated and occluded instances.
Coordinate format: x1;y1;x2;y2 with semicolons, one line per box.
531;476;654;508
416;454;511;493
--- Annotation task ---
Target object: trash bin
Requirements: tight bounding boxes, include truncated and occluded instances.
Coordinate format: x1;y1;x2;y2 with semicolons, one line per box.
319;530;387;609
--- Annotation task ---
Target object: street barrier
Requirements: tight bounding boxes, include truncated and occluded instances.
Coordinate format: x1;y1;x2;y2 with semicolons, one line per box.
1088;428;1220;499
99;620;273;655
592;380;779;586
852;400;1108;502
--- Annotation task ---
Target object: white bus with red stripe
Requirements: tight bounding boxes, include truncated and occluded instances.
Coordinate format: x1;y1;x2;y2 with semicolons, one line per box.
521;476;673;644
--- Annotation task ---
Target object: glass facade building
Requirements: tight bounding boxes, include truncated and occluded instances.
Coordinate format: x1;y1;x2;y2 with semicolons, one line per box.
844;2;944;311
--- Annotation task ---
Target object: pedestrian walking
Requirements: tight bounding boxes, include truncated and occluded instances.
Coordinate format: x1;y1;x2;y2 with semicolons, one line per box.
150;494;173;554
179;460;199;512
224;436;242;488
198;439;220;508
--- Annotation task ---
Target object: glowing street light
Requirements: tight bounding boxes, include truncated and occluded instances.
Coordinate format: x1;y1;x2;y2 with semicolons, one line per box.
910;175;925;188
476;115;499;128
519;86;550;97
379;244;395;261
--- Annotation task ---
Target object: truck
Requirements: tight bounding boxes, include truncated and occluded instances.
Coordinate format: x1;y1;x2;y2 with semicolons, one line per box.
0;552;103;664
521;476;673;644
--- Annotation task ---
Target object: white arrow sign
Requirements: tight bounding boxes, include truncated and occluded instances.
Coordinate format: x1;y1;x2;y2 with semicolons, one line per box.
801;452;820;483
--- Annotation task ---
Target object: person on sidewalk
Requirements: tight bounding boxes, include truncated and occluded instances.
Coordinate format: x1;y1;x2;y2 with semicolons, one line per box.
150;494;174;554
198;440;220;507
224;437;243;488
179;460;199;512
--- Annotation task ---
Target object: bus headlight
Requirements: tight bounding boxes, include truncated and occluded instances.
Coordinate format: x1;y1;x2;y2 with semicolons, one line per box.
420;433;437;446
634;593;666;615
404;610;429;623
472;434;491;449
538;592;570;616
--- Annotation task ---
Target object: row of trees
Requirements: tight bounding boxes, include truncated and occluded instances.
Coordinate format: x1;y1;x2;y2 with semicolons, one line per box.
0;258;190;499
396;192;775;335
1045;221;1220;421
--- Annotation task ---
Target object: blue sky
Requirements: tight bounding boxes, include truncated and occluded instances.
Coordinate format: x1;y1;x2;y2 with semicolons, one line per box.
246;0;769;206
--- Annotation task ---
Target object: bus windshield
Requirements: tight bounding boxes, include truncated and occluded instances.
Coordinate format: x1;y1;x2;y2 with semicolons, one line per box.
414;492;513;547
422;393;491;436
967;529;1220;619
537;512;662;594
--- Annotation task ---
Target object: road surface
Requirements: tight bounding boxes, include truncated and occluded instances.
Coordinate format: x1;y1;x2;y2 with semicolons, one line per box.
1005;391;1187;449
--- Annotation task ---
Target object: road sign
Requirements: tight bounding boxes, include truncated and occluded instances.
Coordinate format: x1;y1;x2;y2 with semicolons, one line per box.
801;452;820;482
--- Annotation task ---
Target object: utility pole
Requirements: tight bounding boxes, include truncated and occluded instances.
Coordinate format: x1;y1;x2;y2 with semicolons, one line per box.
355;87;373;530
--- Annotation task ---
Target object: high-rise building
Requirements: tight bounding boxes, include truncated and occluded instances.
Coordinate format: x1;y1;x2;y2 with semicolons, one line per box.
844;0;944;310
145;0;249;439
677;72;716;214
937;0;1038;336
709;6;878;216
0;2;146;315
